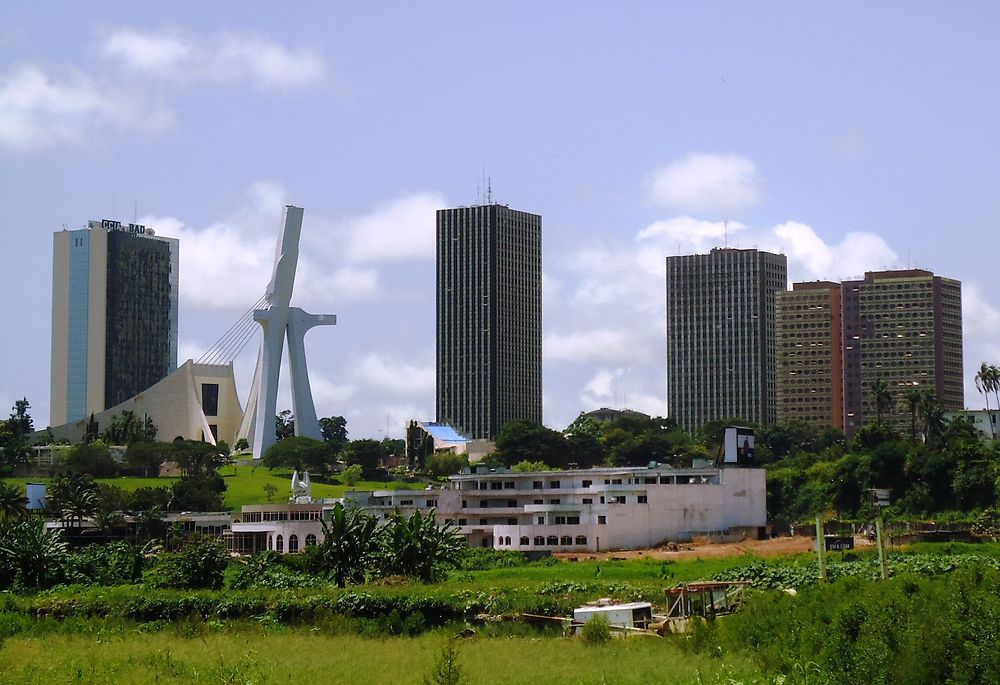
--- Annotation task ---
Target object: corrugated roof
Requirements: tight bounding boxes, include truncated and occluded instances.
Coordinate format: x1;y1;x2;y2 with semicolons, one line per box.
421;422;469;442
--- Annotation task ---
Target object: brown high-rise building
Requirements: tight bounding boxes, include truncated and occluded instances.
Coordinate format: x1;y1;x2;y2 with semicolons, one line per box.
775;282;843;429
776;269;964;436
841;269;963;434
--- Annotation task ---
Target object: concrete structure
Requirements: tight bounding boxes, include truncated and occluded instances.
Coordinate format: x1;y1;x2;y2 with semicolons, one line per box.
346;465;766;552
236;206;336;459
776;282;843;429
841;269;963;434
436;204;542;439
228;502;323;555
51;219;178;426
944;409;997;440
47;360;243;445
666;248;787;432
227;464;765;555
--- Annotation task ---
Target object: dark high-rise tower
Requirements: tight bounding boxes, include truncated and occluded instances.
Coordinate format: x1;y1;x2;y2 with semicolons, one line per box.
436;204;542;439
666;248;787;433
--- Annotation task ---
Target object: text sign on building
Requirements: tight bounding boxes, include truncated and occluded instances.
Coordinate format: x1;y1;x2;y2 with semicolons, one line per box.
724;426;755;465
92;219;147;235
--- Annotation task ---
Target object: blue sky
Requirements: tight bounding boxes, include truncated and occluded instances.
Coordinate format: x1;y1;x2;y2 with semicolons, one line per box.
2;3;999;438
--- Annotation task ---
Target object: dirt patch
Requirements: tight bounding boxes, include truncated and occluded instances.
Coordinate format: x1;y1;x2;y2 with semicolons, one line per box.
556;535;816;562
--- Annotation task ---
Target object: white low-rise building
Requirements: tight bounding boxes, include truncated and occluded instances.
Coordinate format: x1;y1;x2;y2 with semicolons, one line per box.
346;464;766;553
227;464;766;555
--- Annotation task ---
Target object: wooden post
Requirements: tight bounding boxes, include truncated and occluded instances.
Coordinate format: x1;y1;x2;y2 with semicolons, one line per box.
815;516;827;583
875;510;889;580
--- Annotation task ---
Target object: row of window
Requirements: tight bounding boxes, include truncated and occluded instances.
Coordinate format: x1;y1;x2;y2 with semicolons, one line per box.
497;535;589;547
268;533;318;553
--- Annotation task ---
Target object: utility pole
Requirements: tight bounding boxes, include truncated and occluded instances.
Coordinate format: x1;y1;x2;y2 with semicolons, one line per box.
815;516;828;582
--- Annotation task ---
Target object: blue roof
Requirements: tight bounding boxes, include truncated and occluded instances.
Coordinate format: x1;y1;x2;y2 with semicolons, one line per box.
421;422;469;442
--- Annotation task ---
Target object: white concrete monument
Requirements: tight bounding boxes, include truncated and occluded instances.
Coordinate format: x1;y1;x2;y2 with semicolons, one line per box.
237;206;336;459
291;470;312;503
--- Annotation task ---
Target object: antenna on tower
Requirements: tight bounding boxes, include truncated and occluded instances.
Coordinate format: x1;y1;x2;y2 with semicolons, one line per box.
487;176;492;204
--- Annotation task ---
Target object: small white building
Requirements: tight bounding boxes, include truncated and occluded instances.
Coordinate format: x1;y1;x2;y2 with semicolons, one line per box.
945;409;998;440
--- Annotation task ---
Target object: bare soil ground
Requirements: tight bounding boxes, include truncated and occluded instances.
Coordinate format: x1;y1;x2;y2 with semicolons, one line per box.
555;535;824;562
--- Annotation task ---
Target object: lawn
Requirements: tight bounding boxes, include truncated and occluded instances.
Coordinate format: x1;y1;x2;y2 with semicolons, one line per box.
1;465;427;510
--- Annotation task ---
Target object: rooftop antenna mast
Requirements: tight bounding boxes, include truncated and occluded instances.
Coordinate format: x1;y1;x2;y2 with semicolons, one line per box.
724;220;729;248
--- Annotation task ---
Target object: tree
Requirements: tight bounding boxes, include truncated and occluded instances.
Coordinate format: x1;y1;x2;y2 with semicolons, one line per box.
901;386;924;442
494;420;567;468
976;362;999;440
0;519;69;590
102;410;157;444
425;450;469;478
48;474;98;529
344;439;384;479
311;502;378;587
7;398;33;441
319;416;349;453
263;436;336;477
171;440;226;477
918;389;946;445
275;410;295;440
234;437;250;453
67;441;118;477
83;413;100;444
341;464;363;486
0;482;28;520
374;509;465;583
124;441;170;477
870;378;894;424
169;472;226;511
511;459;549;473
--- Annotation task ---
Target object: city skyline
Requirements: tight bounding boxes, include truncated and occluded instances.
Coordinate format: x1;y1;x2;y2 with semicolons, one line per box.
3;4;1000;438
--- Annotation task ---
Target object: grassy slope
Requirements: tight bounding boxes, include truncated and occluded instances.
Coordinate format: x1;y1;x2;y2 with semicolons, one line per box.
1;465;426;510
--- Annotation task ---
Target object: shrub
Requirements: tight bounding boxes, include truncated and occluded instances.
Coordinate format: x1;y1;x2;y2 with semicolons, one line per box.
424;638;465;685
147;539;228;589
579;614;612;645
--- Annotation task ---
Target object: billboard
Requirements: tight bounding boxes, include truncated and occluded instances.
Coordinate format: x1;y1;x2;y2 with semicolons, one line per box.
723;426;755;465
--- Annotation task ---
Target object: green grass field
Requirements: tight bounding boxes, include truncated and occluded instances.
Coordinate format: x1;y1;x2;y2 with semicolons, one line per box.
1;465;426;510
0;625;762;684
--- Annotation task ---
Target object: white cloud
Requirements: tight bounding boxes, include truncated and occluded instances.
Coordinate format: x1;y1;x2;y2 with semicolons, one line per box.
0;64;172;151
355;354;435;396
140;182;291;311
649;153;761;216
545;329;632;363
773;222;898;281
345;193;445;262
331;267;379;299
578;368;663;417
637;216;746;254
101;27;327;89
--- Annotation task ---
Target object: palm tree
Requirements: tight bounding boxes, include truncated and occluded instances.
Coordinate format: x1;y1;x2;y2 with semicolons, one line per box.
975;362;996;439
918;389;945;445
901;386;923;441
870;378;894;424
0;482;28;520
48;474;98;529
316;502;378;587
989;364;1000;440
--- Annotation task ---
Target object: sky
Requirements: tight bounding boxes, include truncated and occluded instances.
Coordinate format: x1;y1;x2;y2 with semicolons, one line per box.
3;3;1000;440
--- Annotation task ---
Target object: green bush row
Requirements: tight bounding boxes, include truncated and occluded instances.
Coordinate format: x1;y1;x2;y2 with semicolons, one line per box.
686;564;1000;685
